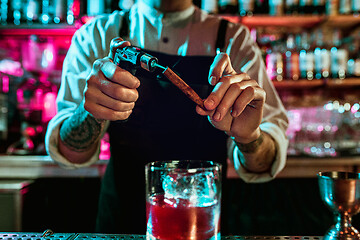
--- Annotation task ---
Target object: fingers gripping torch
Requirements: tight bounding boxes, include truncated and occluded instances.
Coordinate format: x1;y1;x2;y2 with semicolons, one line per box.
113;46;205;108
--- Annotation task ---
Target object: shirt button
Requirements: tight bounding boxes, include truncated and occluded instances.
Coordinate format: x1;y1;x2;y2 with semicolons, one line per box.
162;37;169;43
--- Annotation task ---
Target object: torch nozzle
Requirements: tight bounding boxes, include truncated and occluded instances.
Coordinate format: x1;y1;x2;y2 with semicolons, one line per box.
153;63;167;71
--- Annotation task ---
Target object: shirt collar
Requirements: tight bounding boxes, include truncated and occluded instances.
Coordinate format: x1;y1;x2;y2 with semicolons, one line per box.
137;1;195;26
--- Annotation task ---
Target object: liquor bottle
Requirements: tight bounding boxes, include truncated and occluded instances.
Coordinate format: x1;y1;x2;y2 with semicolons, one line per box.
326;0;339;15
352;0;360;13
347;36;360;77
298;33;310;80
305;32;315;80
201;0;218;13
266;45;277;81
320;28;332;79
1;0;9;24
87;0;104;16
285;34;300;81
40;0;51;24
266;42;284;81
25;0;41;24
313;29;324;79
285;0;299;14
339;0;351;14
66;0;80;25
269;0;284;15
11;0;22;25
218;0;238;14
238;0;255;16
330;29;348;79
337;49;348;80
53;0;66;23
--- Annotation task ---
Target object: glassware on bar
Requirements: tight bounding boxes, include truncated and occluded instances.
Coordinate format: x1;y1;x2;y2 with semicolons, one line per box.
145;160;222;240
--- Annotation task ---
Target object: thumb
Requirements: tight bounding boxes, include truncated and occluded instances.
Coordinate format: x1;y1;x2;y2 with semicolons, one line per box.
208;52;236;86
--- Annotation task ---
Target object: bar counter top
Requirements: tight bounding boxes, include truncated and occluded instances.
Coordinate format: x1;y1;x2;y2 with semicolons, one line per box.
0;232;324;240
0;154;359;179
0;154;107;178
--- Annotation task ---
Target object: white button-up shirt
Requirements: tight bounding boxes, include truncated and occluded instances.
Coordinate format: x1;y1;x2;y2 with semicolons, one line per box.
45;1;289;183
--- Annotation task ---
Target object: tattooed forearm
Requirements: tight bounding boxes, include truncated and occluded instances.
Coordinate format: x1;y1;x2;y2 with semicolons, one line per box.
59;103;106;152
237;131;277;173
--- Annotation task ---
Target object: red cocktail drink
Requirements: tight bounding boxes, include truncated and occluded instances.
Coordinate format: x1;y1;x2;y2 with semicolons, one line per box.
146;193;220;240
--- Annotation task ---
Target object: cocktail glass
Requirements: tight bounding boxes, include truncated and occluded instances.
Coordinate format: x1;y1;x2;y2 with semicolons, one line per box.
318;171;360;240
145;160;222;240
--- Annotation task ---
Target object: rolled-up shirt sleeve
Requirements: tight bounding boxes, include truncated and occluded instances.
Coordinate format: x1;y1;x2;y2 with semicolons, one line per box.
226;23;289;182
45;15;117;168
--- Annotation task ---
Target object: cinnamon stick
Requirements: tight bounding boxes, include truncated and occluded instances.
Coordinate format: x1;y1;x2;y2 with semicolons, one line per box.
162;67;205;109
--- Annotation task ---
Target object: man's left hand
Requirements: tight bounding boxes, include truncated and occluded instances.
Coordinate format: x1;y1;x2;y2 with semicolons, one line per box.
196;52;266;144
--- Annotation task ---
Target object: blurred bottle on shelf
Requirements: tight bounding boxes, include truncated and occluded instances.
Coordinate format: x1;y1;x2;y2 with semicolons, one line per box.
330;29;348;79
285;0;299;14
53;0;65;23
352;0;360;13
25;0;41;24
298;32;311;80
313;29;324;79
339;0;351;14
326;0;339;15
87;0;104;16
238;0;253;16
305;32;315;80
218;0;238;13
266;41;284;81
284;34;300;81
201;0;218;13
347;31;360;78
238;0;255;16
269;0;284;15
0;0;8;25
66;0;81;25
10;0;22;25
40;0;50;24
320;29;331;79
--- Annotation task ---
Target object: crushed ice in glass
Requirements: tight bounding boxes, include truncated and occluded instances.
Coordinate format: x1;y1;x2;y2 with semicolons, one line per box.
162;171;217;207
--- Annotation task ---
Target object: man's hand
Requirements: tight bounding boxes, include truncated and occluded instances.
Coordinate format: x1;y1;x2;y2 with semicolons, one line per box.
84;37;140;121
58;38;140;164
196;52;266;144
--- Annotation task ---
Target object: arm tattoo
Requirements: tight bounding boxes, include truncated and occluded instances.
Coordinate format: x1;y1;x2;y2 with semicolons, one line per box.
59;103;105;152
237;132;277;173
235;132;264;153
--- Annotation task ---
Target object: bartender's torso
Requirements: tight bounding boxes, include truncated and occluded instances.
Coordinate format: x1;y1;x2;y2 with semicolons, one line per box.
96;4;230;234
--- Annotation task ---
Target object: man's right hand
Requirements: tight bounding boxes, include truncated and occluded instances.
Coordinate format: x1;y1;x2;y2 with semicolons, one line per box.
84;37;140;121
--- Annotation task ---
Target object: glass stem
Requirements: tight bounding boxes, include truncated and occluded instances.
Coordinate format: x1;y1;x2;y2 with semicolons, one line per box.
336;212;352;230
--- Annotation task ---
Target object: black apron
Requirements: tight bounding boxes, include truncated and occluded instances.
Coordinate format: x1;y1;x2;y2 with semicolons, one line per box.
95;14;229;235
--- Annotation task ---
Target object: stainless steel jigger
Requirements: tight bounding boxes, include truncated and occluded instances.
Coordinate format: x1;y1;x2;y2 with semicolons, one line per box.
318;171;360;240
